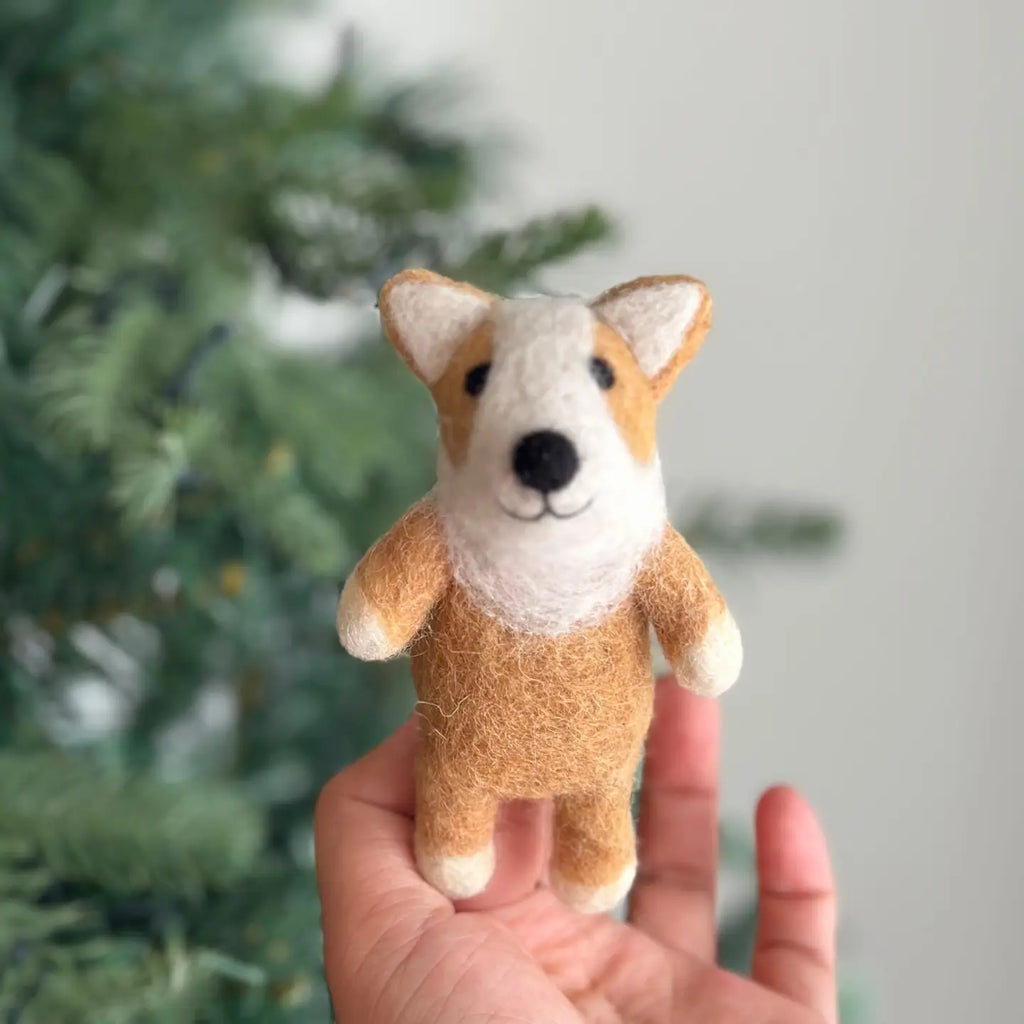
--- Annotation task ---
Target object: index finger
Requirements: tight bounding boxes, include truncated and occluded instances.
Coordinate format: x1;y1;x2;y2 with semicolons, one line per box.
629;675;720;960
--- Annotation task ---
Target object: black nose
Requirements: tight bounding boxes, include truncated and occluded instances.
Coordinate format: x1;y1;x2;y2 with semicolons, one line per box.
512;430;579;493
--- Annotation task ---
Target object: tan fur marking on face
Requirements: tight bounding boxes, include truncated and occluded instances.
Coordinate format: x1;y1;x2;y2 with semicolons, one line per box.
592;322;658;464
429;321;494;467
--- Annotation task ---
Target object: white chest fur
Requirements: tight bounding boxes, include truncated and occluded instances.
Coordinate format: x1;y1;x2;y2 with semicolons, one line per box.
435;452;667;636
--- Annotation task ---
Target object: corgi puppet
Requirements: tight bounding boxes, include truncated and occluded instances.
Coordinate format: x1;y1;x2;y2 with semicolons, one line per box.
337;270;742;914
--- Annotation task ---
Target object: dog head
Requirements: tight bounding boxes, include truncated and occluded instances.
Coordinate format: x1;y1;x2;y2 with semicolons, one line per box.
378;269;713;633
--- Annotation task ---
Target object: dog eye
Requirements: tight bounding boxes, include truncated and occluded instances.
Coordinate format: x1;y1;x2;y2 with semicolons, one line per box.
589;357;615;390
464;362;491;397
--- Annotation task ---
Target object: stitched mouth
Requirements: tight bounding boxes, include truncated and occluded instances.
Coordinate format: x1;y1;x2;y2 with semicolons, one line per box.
499;496;594;522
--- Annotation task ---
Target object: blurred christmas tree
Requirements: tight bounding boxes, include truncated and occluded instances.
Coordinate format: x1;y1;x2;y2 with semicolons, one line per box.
0;1;858;1021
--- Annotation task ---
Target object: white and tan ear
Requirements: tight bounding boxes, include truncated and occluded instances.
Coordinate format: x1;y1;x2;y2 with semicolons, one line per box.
378;269;493;385
592;275;712;399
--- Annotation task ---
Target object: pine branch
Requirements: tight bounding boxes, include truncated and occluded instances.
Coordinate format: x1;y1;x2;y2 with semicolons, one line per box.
109;433;191;527
7;938;218;1024
162;324;232;402
32;304;160;450
444;206;614;291
240;476;352;577
678;496;843;558
196;869;330;1023
0;753;263;896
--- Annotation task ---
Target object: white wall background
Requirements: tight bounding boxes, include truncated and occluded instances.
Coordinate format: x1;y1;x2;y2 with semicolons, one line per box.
295;3;1023;1020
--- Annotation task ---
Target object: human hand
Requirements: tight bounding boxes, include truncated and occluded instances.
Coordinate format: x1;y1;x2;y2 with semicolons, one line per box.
315;676;836;1023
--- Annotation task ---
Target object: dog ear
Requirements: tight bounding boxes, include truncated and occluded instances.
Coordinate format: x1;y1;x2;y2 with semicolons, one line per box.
592;275;712;400
378;269;494;385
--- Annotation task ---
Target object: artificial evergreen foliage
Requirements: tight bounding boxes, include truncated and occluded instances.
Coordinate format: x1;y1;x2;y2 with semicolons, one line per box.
0;754;262;894
0;2;854;1021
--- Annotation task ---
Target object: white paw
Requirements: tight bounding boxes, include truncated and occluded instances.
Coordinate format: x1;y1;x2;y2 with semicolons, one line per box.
336;575;398;661
678;610;743;697
551;861;637;915
416;843;495;900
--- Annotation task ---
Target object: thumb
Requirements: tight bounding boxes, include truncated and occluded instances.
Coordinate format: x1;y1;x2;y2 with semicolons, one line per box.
314;720;449;1013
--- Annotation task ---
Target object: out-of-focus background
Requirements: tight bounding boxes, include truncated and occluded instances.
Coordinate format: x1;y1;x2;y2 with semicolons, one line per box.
1;1;1020;1022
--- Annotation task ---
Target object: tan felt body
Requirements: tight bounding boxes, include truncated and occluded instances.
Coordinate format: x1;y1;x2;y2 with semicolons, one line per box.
350;500;726;891
413;587;652;801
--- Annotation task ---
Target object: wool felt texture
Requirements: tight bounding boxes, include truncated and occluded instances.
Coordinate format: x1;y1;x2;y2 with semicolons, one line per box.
593;275;713;401
378;269;492;386
432;297;668;636
338;269;742;913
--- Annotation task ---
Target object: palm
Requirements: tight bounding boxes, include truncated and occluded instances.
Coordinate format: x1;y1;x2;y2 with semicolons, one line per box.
316;679;837;1023
500;892;682;1018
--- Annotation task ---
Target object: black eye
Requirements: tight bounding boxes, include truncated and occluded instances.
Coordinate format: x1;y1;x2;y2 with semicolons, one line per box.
589;356;615;390
464;362;491;397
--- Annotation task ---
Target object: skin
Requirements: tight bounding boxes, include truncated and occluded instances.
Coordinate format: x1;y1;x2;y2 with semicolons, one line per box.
315;676;837;1023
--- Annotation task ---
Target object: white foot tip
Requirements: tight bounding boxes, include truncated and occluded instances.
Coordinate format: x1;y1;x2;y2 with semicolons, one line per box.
416;843;495;900
551;861;637;914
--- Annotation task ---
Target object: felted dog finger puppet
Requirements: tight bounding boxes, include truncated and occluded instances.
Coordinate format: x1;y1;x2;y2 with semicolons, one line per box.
337;269;742;913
